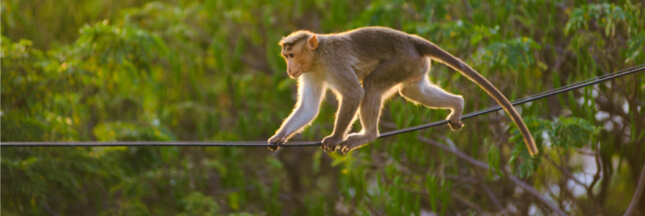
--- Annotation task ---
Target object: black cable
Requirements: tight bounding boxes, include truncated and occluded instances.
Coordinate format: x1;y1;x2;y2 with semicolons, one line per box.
1;141;321;147
468;64;645;115
2;65;644;147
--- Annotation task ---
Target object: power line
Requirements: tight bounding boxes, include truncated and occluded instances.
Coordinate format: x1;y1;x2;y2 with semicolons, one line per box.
3;64;644;147
0;141;320;147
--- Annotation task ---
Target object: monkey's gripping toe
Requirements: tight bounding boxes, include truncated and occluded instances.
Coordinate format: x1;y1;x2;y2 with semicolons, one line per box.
320;142;338;153
321;136;342;153
339;142;365;154
320;145;334;153
267;143;280;151
448;121;464;131
340;145;353;155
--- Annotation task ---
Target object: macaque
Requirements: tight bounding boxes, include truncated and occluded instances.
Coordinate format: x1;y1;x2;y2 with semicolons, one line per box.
268;27;538;156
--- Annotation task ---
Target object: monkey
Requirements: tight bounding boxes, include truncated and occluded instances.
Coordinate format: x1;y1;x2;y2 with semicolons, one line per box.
267;27;539;157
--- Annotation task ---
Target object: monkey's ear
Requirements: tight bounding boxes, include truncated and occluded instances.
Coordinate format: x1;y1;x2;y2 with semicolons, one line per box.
307;35;318;50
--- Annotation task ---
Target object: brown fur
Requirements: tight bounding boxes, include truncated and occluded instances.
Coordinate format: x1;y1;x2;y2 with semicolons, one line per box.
268;27;538;157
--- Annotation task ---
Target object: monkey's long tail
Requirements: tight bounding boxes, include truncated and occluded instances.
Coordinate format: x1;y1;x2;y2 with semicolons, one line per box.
413;37;539;157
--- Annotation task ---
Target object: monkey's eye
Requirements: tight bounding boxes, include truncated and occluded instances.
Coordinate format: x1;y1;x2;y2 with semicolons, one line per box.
289;54;294;58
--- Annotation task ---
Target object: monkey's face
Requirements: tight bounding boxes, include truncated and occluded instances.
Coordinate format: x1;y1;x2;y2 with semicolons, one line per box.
282;42;314;79
281;35;319;79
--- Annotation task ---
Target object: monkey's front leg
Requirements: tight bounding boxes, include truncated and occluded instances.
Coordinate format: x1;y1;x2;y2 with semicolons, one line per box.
321;89;364;153
268;74;325;151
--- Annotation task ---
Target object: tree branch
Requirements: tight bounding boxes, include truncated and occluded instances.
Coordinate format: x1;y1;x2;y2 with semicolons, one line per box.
452;192;484;212
543;155;586;187
588;140;603;210
479;176;505;212
624;161;645;216
417;136;489;169
503;170;568;216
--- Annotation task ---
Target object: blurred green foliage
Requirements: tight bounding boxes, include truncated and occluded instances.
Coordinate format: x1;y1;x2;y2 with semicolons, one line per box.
2;0;644;215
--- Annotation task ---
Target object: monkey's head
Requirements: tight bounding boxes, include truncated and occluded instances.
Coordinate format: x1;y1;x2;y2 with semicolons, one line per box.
279;31;319;79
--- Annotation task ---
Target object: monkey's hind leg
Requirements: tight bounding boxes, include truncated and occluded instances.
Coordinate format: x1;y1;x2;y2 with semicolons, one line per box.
338;88;387;154
399;77;465;131
339;65;405;154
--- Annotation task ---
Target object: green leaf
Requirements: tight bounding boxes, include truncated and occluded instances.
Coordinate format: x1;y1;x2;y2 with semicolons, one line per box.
549;117;599;150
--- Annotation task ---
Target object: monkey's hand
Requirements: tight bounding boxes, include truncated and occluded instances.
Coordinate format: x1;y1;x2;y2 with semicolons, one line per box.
321;135;343;153
268;133;287;151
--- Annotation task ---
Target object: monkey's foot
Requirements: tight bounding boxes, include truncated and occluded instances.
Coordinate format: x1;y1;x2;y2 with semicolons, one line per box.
339;133;374;154
447;120;464;131
321;135;342;153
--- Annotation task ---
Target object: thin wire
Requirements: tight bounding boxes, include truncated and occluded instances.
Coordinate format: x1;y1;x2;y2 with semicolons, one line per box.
0;141;321;147
2;65;644;147
468;64;645;116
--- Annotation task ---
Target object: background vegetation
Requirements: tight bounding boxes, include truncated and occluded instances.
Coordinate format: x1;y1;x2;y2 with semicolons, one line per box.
2;0;644;215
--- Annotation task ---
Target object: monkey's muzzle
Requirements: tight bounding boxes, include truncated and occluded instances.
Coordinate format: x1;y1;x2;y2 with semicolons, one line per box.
287;70;303;79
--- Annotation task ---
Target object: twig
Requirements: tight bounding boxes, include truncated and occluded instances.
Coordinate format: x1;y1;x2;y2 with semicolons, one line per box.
624;161;645;216
479;177;505;212
544;155;586;187
42;201;60;216
503;169;568;216
417;136;489;169
444;174;478;184
452;192;484;212
588;140;602;210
